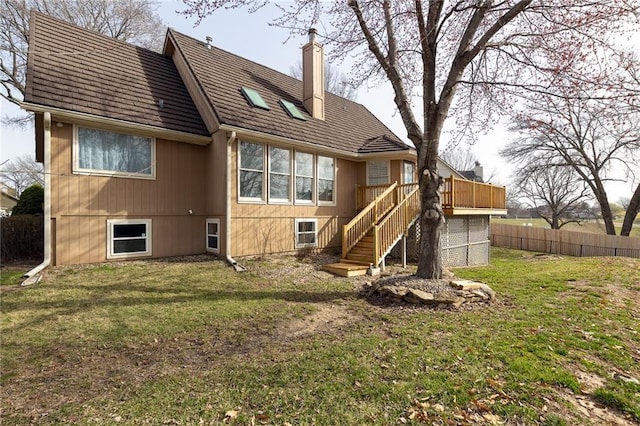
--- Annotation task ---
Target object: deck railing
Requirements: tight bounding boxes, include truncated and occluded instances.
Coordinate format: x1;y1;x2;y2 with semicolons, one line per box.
356;183;419;210
342;182;398;257
442;177;506;210
373;187;420;266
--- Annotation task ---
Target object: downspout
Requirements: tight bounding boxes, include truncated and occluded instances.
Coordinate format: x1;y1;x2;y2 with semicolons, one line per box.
225;131;246;272
23;112;52;285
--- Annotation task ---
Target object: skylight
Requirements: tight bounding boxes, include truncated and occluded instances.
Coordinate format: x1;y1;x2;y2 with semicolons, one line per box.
280;99;306;121
241;87;269;110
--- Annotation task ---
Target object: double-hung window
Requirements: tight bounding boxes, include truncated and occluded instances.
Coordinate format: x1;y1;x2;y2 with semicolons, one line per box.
317;156;335;204
269;147;291;203
239;141;264;201
107;219;152;259
295;218;318;248
206;219;220;253
295;152;314;203
75;126;154;178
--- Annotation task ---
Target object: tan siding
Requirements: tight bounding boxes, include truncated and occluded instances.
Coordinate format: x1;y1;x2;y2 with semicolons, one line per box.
390;159;402;185
50;123;209;265
229;140;360;257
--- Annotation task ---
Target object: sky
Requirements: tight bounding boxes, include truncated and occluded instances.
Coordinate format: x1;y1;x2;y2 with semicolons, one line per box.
0;0;634;202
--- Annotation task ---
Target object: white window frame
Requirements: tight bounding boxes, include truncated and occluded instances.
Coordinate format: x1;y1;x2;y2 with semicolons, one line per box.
294;218;318;248
317;155;336;206
206;218;220;253
73;125;156;179
403;161;416;184
294;151;315;205
268;146;292;204
366;160;390;186
238;141;266;203
107;219;152;259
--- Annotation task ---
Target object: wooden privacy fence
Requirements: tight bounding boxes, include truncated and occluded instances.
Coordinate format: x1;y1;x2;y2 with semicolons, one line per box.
491;223;640;259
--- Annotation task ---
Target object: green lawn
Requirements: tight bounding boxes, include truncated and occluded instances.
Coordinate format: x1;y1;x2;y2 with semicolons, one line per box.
493;217;639;236
1;250;639;425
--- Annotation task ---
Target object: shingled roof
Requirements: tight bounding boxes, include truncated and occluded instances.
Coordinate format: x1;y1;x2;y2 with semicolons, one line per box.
24;12;208;137
24;12;413;156
167;30;413;155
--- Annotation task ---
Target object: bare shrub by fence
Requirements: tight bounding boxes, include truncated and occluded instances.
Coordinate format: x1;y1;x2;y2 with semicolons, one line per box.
491;223;640;259
1;215;44;262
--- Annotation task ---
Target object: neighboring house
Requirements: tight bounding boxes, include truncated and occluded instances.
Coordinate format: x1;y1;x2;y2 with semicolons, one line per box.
1;184;19;216
22;12;506;273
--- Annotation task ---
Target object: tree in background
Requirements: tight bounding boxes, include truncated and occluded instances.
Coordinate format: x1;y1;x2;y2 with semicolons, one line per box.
289;62;357;100
502;81;640;235
0;155;43;197
181;0;638;277
513;162;591;229
11;183;43;215
1;0;165;123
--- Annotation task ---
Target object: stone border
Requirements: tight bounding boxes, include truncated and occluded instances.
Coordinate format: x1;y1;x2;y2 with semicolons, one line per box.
362;278;495;309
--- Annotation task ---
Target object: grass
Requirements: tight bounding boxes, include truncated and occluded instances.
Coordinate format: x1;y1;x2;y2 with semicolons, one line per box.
493;217;639;236
1;250;639;425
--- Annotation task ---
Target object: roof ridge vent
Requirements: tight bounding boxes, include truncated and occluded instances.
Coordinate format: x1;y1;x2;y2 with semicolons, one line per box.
205;36;212;49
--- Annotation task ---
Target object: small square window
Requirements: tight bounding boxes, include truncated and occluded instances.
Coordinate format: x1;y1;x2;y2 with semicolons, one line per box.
295;218;318;248
241;87;270;110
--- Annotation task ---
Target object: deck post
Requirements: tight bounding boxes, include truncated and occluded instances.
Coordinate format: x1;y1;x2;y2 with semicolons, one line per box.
401;235;407;269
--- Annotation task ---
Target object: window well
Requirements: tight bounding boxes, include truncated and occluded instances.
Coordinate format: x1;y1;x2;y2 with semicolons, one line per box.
241;87;270;110
279;100;306;120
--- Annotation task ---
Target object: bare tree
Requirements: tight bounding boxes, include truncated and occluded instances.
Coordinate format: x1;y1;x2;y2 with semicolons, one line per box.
0;154;43;196
439;148;478;173
181;0;639;277
1;0;166;109
290;61;357;100
502;87;640;235
513;162;591;229
621;185;640;236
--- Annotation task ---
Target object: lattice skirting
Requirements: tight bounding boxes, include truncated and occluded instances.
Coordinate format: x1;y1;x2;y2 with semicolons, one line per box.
390;216;490;267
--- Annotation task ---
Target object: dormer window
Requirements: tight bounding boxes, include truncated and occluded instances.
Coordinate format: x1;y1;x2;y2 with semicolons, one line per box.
241;87;270;110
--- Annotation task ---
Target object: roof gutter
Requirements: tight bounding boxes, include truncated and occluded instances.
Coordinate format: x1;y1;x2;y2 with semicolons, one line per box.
22;111;52;285
225;131;246;272
21;102;212;146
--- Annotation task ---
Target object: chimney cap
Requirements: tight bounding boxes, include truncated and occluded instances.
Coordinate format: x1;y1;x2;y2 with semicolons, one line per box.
205;35;212;49
308;28;317;43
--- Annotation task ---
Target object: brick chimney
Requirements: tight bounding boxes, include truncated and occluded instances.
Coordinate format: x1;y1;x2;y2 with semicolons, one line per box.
302;28;325;120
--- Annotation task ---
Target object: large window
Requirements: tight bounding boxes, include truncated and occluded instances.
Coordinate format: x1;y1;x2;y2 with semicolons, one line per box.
269;147;291;202
75;127;154;178
206;219;220;253
367;160;389;185
239;141;264;201
317;155;335;204
107;219;152;259
295;152;314;203
295;218;318;248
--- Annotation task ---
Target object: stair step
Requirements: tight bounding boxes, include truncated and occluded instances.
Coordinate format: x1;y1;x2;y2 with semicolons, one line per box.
346;253;373;262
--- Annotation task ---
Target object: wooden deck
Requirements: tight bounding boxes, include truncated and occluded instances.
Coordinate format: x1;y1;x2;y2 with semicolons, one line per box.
322;261;370;277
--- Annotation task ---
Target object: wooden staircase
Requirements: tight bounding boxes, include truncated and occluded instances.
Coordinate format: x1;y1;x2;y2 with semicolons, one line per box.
324;183;420;277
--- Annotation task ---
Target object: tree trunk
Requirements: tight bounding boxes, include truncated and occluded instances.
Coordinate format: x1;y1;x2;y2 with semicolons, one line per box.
592;181;616;235
621;183;640;236
416;169;444;279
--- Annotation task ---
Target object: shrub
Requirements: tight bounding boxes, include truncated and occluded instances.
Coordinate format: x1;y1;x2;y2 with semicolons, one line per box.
12;184;44;215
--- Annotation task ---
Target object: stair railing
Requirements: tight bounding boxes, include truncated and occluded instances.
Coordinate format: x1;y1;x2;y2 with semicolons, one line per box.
373;186;420;266
342;182;398;258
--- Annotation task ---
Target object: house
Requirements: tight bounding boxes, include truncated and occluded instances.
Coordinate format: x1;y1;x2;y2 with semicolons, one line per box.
22;12;506;276
1;183;19;216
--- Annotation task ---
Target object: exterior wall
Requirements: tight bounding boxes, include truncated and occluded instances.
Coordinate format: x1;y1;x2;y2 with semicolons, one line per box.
205;131;228;255
50;122;208;265
229;139;361;257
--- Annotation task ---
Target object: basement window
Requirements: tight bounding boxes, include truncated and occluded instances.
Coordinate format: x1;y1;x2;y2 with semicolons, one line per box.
206;218;220;253
241;87;270;110
279;100;306;120
107;219;152;259
295;218;318;248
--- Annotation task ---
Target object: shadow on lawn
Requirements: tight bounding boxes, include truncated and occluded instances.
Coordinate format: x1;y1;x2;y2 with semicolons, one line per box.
2;281;357;333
